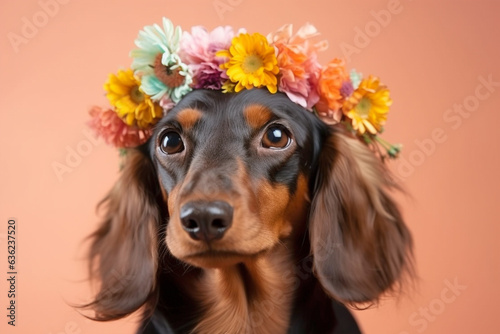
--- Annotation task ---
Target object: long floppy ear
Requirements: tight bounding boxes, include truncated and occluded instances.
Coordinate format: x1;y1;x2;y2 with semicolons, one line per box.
310;128;413;304
84;148;162;320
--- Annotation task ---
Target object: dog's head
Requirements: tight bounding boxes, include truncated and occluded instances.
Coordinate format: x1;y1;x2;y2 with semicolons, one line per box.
87;89;413;319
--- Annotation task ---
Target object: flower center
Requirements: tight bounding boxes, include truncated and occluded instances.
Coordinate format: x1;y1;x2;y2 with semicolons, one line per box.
356;97;372;119
130;86;145;104
242;54;264;73
154;53;185;88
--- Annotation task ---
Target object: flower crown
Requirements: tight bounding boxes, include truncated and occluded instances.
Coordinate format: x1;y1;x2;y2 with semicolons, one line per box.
89;18;400;159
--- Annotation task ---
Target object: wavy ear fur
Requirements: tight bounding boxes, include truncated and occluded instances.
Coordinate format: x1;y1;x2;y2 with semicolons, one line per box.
310;128;413;304
85;148;162;320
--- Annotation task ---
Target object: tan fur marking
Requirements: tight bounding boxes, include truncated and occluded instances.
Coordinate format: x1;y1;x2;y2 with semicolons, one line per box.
244;104;273;130
193;247;294;334
166;185;179;216
256;180;291;238
176;108;202;130
159;178;168;203
283;174;310;237
165;184;186;257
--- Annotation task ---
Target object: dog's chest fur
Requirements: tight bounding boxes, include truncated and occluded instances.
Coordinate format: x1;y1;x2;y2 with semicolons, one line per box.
192;246;295;334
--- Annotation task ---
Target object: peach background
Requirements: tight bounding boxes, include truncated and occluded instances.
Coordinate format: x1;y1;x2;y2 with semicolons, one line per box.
1;0;499;333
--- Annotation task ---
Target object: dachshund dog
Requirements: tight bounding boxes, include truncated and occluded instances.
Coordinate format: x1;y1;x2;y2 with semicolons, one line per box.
85;88;413;333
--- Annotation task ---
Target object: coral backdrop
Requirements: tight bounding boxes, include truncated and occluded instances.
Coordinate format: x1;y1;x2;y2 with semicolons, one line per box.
1;0;499;333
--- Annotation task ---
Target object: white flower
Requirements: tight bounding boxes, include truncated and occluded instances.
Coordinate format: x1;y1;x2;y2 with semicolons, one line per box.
130;18;192;103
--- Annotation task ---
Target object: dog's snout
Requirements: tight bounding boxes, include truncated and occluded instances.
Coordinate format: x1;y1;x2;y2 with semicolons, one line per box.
180;201;233;242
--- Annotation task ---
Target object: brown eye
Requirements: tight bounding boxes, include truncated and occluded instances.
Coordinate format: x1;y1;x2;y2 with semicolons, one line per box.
160;131;184;154
262;125;291;149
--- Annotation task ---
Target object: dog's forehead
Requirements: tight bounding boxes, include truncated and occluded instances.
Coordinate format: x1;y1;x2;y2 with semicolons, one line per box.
161;90;280;130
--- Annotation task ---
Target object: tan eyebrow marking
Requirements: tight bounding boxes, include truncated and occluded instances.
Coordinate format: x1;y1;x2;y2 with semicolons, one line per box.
244;104;273;130
176;108;202;130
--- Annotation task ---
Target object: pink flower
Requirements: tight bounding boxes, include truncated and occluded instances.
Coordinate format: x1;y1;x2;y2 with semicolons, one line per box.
180;26;240;90
268;24;328;110
88;106;152;148
267;23;328;55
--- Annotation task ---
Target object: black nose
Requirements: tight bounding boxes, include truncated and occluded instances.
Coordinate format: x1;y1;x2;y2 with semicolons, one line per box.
180;201;233;242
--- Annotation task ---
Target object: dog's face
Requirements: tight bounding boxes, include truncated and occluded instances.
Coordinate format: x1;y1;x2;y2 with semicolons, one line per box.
151;89;325;268
87;88;413;320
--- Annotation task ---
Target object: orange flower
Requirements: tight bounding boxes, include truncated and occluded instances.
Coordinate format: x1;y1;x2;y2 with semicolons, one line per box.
315;58;349;123
268;23;326;109
275;43;308;80
274;42;321;109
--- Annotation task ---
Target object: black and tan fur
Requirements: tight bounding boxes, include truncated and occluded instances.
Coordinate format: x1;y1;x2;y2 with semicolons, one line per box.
84;89;413;334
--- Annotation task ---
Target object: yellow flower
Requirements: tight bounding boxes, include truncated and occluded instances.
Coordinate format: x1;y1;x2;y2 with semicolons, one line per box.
221;80;236;93
343;75;392;135
104;69;163;129
217;33;279;93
